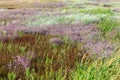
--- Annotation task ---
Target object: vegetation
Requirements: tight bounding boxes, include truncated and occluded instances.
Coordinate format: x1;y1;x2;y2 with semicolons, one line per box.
0;0;120;80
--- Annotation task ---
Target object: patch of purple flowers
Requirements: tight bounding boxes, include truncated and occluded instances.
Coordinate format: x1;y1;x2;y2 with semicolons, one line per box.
49;37;64;45
9;52;35;72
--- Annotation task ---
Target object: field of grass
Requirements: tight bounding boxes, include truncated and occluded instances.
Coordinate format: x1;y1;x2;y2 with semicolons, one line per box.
0;0;120;80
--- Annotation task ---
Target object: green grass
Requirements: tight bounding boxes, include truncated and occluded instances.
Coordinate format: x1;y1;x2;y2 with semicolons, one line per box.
71;50;120;80
98;16;119;34
79;7;113;15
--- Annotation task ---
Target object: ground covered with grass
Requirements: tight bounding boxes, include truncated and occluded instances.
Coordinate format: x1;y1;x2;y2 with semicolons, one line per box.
0;0;120;80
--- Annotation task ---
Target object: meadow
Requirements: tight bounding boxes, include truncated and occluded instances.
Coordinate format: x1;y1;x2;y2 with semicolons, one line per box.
0;0;120;80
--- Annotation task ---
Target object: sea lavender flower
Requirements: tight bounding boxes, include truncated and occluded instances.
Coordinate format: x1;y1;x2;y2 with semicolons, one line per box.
13;55;30;70
49;37;64;45
9;52;35;72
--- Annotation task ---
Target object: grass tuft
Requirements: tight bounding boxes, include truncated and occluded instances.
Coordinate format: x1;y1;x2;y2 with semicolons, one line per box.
98;16;119;34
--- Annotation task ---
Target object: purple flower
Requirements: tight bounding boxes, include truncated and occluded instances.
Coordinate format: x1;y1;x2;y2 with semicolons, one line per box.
49;37;64;45
9;52;35;71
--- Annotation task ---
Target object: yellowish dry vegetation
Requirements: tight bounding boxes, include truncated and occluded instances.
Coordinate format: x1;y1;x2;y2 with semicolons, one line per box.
0;0;64;9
